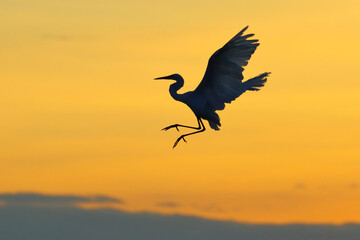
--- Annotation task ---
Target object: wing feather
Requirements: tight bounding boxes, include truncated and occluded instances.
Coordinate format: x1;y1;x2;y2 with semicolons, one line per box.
194;26;259;110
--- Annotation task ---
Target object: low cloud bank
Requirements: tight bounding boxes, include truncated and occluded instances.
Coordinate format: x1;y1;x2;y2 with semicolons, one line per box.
0;193;359;240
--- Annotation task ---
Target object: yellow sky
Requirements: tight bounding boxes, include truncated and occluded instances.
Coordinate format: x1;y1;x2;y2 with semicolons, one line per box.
1;0;360;223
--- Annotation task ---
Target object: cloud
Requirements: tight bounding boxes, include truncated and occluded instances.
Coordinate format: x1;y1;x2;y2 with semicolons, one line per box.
0;193;123;207
191;203;223;212
348;183;360;189
1;193;360;240
41;34;71;41
156;201;179;208
293;183;307;190
41;34;99;42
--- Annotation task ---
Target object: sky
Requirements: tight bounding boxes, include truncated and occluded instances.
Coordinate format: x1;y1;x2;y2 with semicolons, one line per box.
1;0;360;224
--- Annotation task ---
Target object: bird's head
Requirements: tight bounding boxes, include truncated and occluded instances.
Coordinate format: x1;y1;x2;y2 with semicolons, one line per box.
154;73;183;82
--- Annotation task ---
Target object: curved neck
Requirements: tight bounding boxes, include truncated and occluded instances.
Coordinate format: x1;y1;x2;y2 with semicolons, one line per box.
169;78;184;101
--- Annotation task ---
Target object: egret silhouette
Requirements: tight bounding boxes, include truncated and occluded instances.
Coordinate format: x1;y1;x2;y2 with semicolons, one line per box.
155;26;270;148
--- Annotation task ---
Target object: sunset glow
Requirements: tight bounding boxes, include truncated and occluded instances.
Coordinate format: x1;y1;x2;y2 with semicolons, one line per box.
1;0;360;224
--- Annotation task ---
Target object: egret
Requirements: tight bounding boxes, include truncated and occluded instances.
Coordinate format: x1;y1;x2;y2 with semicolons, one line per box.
155;26;270;148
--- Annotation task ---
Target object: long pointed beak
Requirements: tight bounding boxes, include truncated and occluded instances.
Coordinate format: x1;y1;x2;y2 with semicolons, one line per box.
154;75;172;80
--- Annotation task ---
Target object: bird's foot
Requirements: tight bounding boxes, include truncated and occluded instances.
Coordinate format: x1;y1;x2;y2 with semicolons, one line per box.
162;125;179;131
173;136;187;148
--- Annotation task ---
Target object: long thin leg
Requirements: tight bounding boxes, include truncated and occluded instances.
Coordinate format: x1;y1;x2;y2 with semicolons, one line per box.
162;118;201;131
173;118;206;148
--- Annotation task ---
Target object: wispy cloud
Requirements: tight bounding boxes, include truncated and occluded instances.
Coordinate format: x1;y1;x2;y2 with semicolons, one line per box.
40;33;99;42
192;203;223;212
0;193;123;207
156;201;179;208
41;34;72;41
293;183;307;190
348;183;360;190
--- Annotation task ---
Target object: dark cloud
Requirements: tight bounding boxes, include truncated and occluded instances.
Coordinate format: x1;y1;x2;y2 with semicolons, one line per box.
1;193;360;240
156;201;179;208
0;193;123;207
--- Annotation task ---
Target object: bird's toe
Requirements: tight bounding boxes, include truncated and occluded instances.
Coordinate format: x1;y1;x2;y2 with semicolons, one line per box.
173;136;187;148
172;139;180;148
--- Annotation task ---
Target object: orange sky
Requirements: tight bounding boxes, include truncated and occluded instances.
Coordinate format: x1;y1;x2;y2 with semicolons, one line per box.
1;0;360;223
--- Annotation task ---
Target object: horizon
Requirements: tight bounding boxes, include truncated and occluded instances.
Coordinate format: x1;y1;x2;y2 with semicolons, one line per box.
2;192;360;240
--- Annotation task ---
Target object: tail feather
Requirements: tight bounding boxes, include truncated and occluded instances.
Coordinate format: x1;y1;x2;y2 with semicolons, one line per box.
207;111;221;130
208;121;220;130
242;72;270;92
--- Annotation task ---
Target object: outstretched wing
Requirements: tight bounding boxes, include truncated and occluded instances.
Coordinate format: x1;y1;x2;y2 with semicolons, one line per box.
194;26;259;110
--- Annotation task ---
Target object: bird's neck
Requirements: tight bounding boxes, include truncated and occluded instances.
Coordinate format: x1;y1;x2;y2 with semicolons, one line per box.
169;78;184;101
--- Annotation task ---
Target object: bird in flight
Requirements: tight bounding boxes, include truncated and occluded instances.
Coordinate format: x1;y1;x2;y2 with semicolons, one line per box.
155;26;270;148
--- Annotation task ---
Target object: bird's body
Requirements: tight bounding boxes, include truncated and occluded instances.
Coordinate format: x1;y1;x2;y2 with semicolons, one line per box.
169;83;221;130
156;26;270;148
